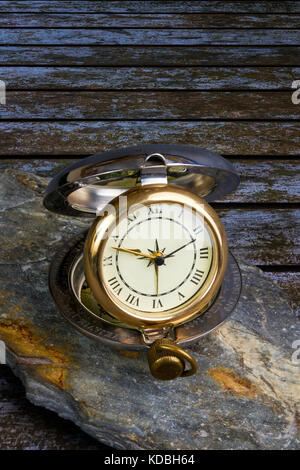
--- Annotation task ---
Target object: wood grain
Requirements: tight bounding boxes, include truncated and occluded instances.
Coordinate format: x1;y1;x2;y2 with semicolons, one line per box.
1;90;299;120
2;13;300;28
1;121;299;156
2;46;299;66
228;160;300;203
1;28;300;46
218;208;300;266
1;1;300;14
1;66;299;90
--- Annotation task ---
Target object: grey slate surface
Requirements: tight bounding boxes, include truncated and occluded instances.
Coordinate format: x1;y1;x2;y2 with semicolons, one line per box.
0;169;299;450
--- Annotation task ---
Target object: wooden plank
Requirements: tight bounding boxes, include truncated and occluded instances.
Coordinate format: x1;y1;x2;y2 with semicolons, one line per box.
1;121;299;156
1;46;299;66
1;159;299;203
1;90;299;120
217;208;300;266
1;28;300;46
1;66;299;90
0;365;107;450
2;13;300;28
1;2;300;14
227;160;300;203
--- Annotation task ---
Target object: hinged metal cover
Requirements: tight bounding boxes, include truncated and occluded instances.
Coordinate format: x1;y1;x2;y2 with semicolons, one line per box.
44;144;240;217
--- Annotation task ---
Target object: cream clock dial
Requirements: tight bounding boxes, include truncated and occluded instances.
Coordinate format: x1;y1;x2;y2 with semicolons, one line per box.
101;202;214;313
84;184;227;329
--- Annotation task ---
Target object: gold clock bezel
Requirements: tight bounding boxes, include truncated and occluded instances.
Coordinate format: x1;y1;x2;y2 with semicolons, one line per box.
84;184;228;329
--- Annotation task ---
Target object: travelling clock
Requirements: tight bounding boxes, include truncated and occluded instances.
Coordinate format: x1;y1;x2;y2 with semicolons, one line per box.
44;144;241;381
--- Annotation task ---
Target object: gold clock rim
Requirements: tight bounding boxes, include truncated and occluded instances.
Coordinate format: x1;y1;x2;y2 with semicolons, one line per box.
83;184;228;329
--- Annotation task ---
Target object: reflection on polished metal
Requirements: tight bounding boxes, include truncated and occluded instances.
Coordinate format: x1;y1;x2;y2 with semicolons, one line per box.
147;338;198;380
44;144;239;217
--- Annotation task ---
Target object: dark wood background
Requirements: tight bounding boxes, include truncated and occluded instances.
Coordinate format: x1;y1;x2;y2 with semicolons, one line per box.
0;0;299;449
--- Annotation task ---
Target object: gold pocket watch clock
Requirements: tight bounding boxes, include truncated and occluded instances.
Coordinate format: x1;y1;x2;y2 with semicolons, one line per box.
44;144;241;381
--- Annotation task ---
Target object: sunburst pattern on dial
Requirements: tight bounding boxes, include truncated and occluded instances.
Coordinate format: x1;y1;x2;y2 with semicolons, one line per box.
101;202;214;313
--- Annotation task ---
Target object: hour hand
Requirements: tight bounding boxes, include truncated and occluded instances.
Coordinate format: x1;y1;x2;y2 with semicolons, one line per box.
112;246;154;260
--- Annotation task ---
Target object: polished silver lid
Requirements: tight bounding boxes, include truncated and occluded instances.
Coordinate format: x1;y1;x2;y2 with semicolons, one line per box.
44;144;239;217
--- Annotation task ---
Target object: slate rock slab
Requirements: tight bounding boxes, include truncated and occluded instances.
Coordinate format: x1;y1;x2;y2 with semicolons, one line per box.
0;169;299;450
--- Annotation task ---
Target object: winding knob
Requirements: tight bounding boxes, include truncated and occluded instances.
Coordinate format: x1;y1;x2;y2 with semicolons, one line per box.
147;338;198;380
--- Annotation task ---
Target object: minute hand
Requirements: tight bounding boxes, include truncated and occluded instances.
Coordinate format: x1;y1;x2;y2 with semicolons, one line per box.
164;239;196;259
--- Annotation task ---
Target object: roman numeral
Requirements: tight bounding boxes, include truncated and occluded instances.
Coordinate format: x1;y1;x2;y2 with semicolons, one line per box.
103;255;113;266
126;294;139;306
178;292;185;300
200;247;209;259
148;205;163;215
178;207;184;218
190;269;204;285
193;225;203;236
107;277;122;296
127;213;137;223
152;299;163;309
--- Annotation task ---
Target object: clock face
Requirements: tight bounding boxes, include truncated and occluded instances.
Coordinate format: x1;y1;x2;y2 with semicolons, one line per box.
100;202;214;314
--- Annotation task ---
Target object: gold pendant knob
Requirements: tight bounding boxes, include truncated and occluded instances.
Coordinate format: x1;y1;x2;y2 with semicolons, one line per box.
147;338;198;380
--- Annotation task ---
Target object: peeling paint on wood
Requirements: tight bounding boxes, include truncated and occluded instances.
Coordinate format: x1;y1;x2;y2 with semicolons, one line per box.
1;46;299;66
1;28;300;46
1;121;299;156
1;66;299;90
217;208;300;266
2;13;300;28
1;1;300;14
1;91;300;120
227;160;300;203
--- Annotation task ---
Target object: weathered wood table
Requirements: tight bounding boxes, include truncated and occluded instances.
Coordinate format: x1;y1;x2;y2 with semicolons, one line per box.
0;0;299;450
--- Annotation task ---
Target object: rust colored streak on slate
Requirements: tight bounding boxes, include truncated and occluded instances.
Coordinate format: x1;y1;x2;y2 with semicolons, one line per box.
208;367;258;398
